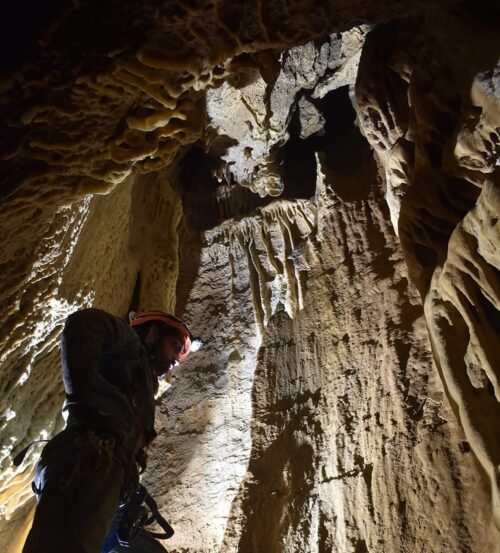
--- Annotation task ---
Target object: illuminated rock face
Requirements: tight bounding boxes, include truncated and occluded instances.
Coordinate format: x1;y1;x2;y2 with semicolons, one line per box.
355;12;500;530
153;157;496;552
0;2;499;552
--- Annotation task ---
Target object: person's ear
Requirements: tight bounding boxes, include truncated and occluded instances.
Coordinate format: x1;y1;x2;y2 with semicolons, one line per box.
145;325;160;344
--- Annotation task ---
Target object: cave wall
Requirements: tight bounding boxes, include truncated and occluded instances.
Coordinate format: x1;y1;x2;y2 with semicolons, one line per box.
0;170;181;547
151;154;496;552
0;1;499;551
355;9;500;526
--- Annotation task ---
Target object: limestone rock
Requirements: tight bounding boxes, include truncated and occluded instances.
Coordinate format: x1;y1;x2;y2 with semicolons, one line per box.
206;28;368;195
0;2;498;552
298;97;325;139
147;154;496;552
355;10;500;527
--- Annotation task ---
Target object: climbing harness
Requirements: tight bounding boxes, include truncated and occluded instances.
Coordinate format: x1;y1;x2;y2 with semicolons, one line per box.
13;439;50;497
117;484;174;546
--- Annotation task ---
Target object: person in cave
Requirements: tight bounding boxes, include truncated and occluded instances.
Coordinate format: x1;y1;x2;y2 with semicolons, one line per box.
22;308;195;553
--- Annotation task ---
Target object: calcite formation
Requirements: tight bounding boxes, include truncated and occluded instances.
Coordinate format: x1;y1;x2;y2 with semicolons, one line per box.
0;1;498;552
355;11;500;529
205;26;369;196
154;155;496;552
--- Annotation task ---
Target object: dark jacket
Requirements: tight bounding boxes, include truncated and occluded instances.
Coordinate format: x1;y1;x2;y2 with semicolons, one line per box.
61;308;158;451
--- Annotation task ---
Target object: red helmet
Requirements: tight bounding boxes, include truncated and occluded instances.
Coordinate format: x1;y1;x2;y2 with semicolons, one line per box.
130;310;192;360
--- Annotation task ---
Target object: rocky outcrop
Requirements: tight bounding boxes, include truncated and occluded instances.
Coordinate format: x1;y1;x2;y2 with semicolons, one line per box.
205;26;369;196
